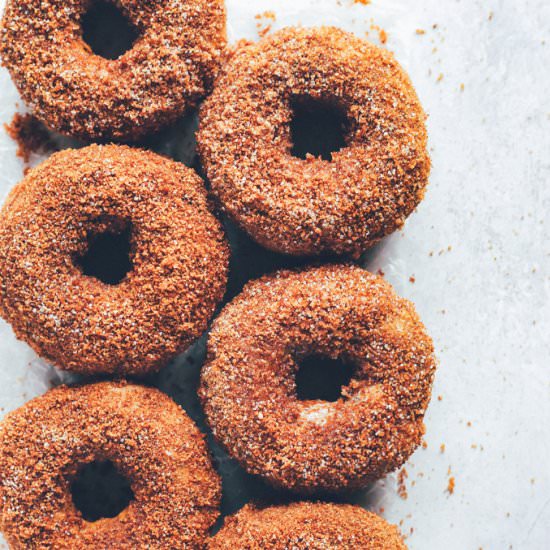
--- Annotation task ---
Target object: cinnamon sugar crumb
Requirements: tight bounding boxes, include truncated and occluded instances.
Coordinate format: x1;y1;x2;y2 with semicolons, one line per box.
447;476;455;494
368;23;388;44
4;113;55;165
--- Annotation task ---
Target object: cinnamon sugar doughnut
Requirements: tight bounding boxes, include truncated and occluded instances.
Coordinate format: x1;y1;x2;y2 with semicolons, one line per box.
0;0;226;141
200;265;436;492
209;502;407;549
0;381;221;549
0;144;229;375
198;27;430;257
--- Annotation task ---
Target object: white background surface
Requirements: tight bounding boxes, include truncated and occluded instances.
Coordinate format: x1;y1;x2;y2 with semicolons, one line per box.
0;1;548;549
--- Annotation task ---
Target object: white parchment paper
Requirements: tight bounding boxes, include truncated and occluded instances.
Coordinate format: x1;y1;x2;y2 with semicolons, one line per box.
0;1;548;548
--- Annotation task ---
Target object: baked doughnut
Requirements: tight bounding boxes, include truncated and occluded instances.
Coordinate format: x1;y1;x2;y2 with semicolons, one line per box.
200;265;436;492
0;381;221;549
209;502;407;549
198;26;430;257
0;144;229;376
0;0;226;141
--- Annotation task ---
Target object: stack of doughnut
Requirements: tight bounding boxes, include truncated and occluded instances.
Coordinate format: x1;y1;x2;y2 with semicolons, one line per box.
0;1;434;546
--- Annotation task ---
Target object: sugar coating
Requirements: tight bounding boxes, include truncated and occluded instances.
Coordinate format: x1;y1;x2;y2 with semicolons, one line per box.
198;27;430;257
200;264;436;493
0;381;221;549
0;144;229;376
208;502;407;549
0;0;226;140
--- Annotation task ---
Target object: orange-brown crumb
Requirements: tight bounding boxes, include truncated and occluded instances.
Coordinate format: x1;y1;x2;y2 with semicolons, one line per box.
4;113;55;164
397;468;409;499
447;476;456;494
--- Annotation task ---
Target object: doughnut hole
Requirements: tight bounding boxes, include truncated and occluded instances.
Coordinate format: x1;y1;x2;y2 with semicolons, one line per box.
289;95;351;161
74;219;133;285
70;460;134;522
295;354;356;402
81;1;139;60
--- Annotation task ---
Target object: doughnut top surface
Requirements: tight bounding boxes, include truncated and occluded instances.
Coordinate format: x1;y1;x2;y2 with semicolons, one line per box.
0;381;221;549
201;264;436;492
209;502;407;549
198;26;430;257
0;144;229;375
0;0;226;140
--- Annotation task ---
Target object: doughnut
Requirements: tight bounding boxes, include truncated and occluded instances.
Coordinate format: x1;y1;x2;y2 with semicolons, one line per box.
0;381;221;548
0;0;226;141
200;264;436;492
209;502;407;549
0;144;229;376
198;26;430;257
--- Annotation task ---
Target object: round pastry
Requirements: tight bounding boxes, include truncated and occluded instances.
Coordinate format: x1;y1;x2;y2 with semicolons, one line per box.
0;0;226;141
209;502;407;549
198;26;429;257
0;381;221;549
200;264;436;492
0;144;229;376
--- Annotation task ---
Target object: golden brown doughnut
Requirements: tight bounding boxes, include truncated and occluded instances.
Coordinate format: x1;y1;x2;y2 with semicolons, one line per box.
198;27;430;257
0;381;221;548
200;264;436;492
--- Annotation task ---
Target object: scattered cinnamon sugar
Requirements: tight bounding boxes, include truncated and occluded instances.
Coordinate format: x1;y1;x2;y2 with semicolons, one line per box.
4;113;55;165
397;468;408;499
409;275;416;283
368;22;388;44
255;11;276;38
